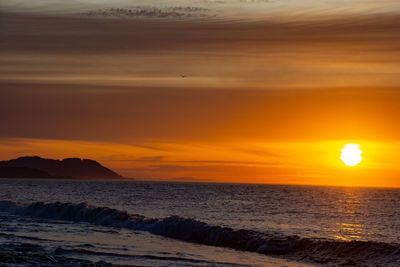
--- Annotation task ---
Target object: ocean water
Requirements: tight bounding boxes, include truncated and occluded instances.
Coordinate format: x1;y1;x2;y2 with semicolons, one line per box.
1;179;400;266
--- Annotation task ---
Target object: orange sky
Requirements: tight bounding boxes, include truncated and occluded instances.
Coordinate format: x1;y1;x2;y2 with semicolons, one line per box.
1;9;400;187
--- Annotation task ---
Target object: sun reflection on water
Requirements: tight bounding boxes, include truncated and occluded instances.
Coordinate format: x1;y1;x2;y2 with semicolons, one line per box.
330;188;372;241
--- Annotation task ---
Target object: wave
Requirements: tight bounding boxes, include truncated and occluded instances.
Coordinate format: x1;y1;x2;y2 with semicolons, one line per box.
1;201;399;266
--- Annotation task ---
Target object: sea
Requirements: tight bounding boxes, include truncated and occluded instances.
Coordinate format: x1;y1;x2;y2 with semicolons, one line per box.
1;179;400;266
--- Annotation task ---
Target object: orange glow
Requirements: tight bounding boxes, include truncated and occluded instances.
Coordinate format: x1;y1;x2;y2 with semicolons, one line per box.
0;11;399;188
1;138;400;188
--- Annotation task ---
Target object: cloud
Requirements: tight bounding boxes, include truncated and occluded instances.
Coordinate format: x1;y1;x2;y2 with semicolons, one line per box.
236;148;282;158
1;82;400;142
1;12;399;143
113;162;321;184
82;7;210;19
134;156;165;162
1;12;399;54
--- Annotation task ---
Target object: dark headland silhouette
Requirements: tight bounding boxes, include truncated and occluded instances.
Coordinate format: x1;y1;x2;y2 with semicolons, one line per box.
0;156;122;179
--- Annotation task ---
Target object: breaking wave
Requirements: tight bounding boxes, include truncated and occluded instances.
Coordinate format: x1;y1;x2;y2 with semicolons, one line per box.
1;201;399;266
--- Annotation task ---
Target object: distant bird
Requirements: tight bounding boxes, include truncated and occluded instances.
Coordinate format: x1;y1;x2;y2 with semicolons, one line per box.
180;74;187;78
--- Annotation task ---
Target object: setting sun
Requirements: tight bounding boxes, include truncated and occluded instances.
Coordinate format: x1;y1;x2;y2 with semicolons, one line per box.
341;144;363;166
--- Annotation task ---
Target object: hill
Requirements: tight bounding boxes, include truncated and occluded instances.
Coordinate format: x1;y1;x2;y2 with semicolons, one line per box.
0;156;122;179
0;167;54;179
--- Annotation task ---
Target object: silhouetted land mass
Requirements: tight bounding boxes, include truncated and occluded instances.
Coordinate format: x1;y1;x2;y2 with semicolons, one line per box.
0;167;55;179
0;156;122;179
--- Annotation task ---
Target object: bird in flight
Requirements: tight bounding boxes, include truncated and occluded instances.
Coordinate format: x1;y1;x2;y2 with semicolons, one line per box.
180;74;187;78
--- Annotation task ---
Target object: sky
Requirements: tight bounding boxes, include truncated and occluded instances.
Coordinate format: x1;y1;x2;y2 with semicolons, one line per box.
1;0;400;187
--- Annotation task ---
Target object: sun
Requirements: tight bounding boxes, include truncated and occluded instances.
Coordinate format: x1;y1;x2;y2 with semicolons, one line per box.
341;144;362;166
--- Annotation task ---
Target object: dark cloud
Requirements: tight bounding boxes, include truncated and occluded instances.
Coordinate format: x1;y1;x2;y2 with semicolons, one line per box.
1;13;399;54
1;12;399;143
82;6;210;19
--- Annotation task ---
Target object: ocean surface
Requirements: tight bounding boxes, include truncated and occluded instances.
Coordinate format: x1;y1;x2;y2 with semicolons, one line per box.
1;179;400;266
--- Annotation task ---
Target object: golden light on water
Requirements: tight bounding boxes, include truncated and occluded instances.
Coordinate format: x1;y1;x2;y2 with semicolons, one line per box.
341;144;363;166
